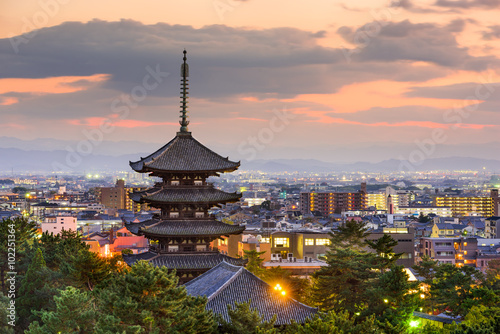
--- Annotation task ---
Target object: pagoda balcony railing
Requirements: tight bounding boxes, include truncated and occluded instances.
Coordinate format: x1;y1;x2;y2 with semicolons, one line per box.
149;245;219;254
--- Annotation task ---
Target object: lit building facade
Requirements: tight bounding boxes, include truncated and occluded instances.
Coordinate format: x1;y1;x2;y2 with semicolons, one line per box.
434;195;496;217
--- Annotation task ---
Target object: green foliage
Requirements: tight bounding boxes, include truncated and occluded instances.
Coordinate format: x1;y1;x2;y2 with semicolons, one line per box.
283;310;382;334
70;249;112;291
0;293;14;334
330;219;369;248
95;260;216;334
418;213;432;223
17;248;57;328
364;266;419;333
25;286;98;334
365;234;402;270
0;217;38;294
243;249;266;277
37;229;89;271
312;220;378;312
429;264;498;317
218;300;276;334
122;248;134;255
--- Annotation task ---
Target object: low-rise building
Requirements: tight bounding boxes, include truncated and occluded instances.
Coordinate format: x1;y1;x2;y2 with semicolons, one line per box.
41;215;77;235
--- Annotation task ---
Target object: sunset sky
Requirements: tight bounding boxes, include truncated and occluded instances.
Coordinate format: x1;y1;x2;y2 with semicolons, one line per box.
1;0;499;164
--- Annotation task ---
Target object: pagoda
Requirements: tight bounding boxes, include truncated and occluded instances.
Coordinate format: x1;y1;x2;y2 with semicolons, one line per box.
123;50;246;283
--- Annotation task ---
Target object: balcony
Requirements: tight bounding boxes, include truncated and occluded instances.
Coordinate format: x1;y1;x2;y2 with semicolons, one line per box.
149;245;218;254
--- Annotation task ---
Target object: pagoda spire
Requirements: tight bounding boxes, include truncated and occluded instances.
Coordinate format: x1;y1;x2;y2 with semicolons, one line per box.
179;49;190;133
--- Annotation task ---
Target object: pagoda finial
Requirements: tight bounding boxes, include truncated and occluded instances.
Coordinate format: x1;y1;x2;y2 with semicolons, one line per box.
179;49;190;133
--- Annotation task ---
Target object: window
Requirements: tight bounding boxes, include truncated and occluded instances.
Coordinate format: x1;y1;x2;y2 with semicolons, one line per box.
316;239;331;246
305;239;314;246
274;237;289;248
261;237;270;243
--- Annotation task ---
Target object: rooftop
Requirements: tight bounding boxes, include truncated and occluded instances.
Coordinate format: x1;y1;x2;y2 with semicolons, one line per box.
184;261;317;325
130;132;240;174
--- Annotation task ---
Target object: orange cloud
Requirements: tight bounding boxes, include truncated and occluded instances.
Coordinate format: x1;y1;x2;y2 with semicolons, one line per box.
305;116;495;130
286;79;481;115
67;117;177;128
0;97;19;105
0;74;109;96
234;117;267;122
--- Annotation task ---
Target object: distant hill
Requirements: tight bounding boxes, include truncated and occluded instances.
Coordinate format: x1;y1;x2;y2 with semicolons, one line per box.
0;147;498;173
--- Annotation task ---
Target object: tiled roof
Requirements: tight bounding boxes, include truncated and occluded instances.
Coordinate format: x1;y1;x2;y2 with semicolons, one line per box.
130;187;241;204
142;219;245;237
130;132;240;173
123;252;247;270
185;262;317;325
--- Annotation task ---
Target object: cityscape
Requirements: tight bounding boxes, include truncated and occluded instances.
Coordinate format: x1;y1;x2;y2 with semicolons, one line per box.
2;1;500;333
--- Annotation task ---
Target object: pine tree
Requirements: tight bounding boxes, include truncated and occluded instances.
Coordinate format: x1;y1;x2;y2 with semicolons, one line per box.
71;249;112;291
243;249;266;277
283;310;382;334
364;265;419;333
365;234;402;271
0;217;37;294
312;219;378;312
95;260;216;334
25;286;97;334
17;248;56;328
0;293;14;334
218;300;276;334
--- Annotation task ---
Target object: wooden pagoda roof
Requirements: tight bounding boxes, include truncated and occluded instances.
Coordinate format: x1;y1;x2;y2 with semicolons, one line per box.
184;262;318;325
123;252;246;270
129;187;242;205
129;132;240;174
125;218;245;237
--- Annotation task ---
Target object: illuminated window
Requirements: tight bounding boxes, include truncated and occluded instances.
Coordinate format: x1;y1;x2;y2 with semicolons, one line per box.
316;239;331;246
261;237;270;243
274;237;289;248
305;239;314;246
464;242;468;246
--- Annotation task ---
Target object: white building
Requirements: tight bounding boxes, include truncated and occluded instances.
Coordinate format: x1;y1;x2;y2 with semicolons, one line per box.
41;215;77;235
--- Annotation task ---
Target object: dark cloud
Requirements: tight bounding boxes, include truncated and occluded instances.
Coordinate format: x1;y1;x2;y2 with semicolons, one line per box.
390;0;458;13
482;25;500;40
434;0;500;9
338;20;498;71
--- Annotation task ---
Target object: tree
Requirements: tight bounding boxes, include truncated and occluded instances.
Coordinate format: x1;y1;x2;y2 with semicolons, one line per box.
312;245;379;312
312;220;378;312
330;219;370;248
218;300;276;334
70;249;112;291
95;260;216;334
364;265;419;333
260;201;271;211
243;249;266;277
0;293;14;334
17;248;56;329
418;213;431;223
25;286;98;334
0;217;37;294
283;310;382;334
365;234;402;271
429;264;498;317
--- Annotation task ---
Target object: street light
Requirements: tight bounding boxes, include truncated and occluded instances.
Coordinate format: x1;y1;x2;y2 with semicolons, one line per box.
409;320;420;328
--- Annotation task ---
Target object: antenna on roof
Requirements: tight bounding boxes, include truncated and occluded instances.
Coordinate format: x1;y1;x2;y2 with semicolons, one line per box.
179;49;190;133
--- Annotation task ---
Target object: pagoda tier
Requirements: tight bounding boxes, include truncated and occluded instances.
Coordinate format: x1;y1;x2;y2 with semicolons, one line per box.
129;132;240;176
130;186;242;206
125;218;245;239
